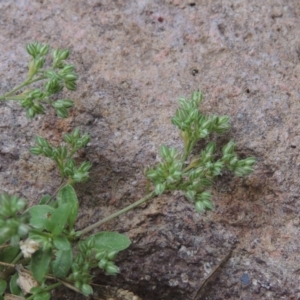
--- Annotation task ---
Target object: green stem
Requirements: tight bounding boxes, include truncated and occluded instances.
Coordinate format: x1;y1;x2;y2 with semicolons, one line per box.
46;179;66;204
30;229;52;238
25;282;62;299
0;76;46;101
77;190;157;237
11;252;22;264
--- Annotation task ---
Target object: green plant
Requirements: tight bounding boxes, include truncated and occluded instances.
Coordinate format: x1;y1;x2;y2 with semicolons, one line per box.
0;41;77;118
0;42;256;300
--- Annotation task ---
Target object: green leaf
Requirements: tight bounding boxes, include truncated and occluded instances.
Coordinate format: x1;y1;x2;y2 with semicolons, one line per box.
33;292;50;300
28;205;54;230
81;284;93;296
195;201;205;213
39;195;51;205
155;183;165;195
202;199;214;210
30;249;52;282
0;279;7;295
91;232;131;252
10;273;23;296
47;203;70;236
0;245;20;263
30;286;44;294
57;185;79;230
51;249;72;278
53;236;71;251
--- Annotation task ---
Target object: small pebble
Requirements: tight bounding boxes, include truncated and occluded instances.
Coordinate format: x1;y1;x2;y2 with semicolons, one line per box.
241;273;251;286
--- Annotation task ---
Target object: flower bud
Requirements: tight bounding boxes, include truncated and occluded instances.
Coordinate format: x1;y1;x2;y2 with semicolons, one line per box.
74;281;82;290
105;262;119;275
81;134;90;146
61;99;74;108
26;43;38;57
26;42;40;58
63;167;73;177
244;157;256;166
74;253;85;265
95;250;107;260
229;157;238;167
82;263;90;272
39;44;50;55
72;172;88;182
52;49;59;59
78;242;88;253
34;56;45;69
191;91;202;104
195;201;205;213
159;145;170;159
33;103;45;114
202;199;214;210
87;236;95;249
16;198;27;211
18;224;29;236
81;284;93;296
185;190;196;202
58;49;70;61
199;129;208;138
62;64;74;73
56;107;68;118
65;158;76;168
98;258;108;269
200;191;211;202
31;89;43;99
222;141;235;155
155;183;165;195
30;147;42;156
107;250;118;260
79;162;92;173
65;80;76;91
44;70;57;79
58;146;67;160
63;133;72;144
64;73;78;81
35;136;48;148
42;147;53;157
72;128;80;139
26;108;35;118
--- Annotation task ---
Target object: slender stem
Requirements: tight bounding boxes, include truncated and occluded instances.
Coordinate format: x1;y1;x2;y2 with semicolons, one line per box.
0;96;24;101
25;282;62;300
11;252;23;264
0;81;30;100
78;191;157;237
46;179;66;204
0;76;46;101
43;282;62;292
0;261;14;268
30;229;52;238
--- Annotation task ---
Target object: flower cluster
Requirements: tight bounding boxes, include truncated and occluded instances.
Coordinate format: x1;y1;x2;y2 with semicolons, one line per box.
30;128;91;183
0;194;29;245
146;91;256;213
0;42;78;118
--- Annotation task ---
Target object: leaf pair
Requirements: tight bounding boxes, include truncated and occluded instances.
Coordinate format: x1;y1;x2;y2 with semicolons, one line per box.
28;185;78;234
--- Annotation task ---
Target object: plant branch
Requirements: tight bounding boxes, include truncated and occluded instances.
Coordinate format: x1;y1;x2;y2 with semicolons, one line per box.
78;190;157;236
25;282;62;300
0;76;46;101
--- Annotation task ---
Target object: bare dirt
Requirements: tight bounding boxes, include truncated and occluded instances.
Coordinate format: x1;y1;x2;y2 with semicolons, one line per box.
1;1;300;299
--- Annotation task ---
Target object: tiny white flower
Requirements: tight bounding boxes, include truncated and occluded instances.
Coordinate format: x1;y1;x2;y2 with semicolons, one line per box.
20;239;40;258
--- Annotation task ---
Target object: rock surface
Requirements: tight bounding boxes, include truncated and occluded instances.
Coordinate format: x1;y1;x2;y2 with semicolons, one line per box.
1;0;300;299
